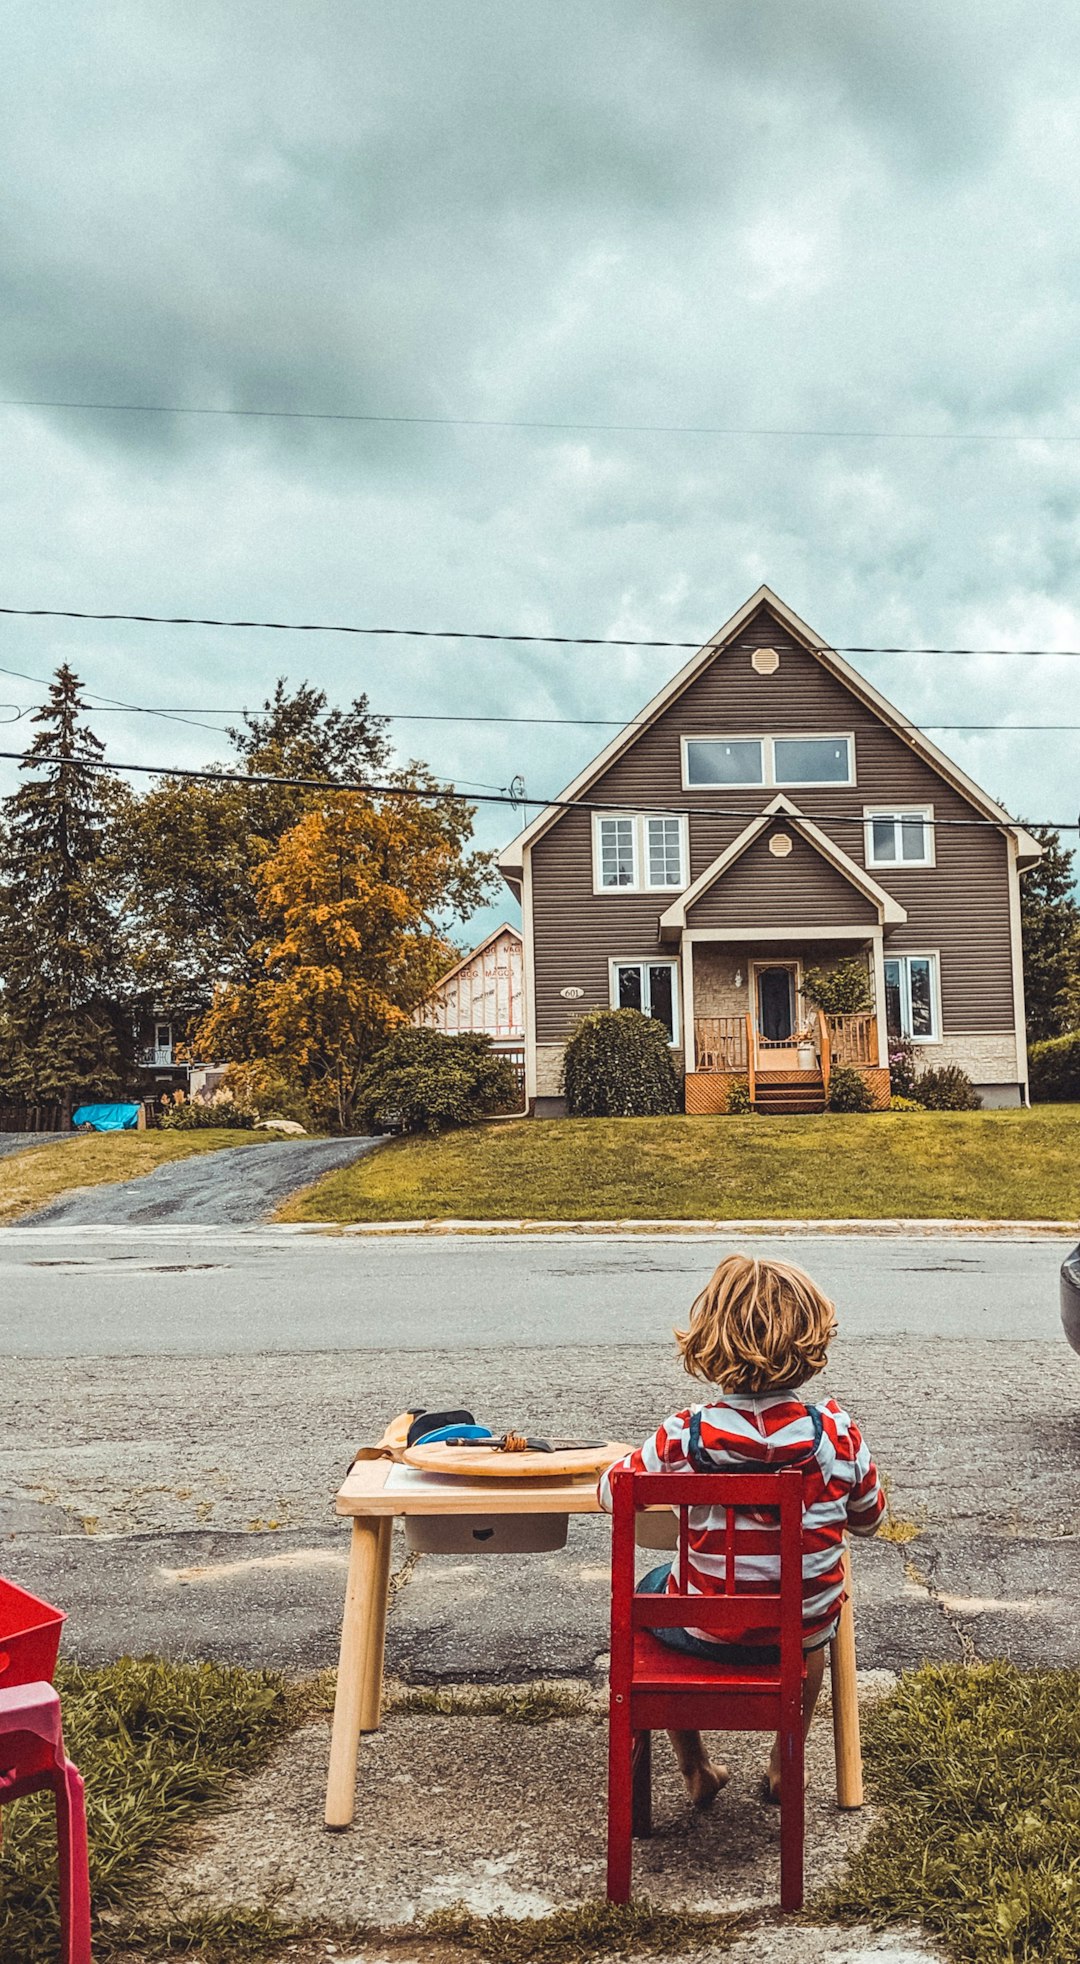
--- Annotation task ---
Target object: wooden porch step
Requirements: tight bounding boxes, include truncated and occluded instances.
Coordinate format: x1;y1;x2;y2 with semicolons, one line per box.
753;1072;826;1116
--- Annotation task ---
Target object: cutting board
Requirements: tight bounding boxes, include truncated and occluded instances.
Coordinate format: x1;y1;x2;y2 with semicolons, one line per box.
401;1439;630;1480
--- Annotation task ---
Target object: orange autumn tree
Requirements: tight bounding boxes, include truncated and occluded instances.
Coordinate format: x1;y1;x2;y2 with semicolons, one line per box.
194;787;494;1131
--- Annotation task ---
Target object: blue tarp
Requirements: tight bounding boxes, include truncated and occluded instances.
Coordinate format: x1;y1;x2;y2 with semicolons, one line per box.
71;1103;141;1132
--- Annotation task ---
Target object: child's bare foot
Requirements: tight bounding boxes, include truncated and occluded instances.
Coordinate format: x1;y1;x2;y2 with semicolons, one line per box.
763;1757;809;1804
683;1756;729;1809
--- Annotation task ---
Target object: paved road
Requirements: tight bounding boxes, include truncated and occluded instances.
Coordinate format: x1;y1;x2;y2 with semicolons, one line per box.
16;1136;382;1227
1;1230;1076;1684
0;1131;76;1161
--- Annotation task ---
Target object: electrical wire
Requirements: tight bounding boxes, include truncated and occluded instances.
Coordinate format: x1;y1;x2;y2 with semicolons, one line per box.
0;749;1064;829
3;602;1080;659
3;394;1080;444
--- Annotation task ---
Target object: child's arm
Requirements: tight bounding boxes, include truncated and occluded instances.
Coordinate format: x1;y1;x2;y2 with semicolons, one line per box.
844;1418;886;1537
597;1410;694;1512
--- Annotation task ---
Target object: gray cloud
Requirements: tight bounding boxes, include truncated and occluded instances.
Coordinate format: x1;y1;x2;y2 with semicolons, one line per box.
1;0;1079;932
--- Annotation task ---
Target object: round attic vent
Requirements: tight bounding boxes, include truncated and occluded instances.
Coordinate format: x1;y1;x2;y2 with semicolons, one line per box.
752;646;780;675
769;831;793;858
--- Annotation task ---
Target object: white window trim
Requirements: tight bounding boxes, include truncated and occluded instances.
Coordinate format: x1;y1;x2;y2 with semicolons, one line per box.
680;732;856;791
883;949;942;1045
864;805;936;870
608;957;681;1045
592;811;689;894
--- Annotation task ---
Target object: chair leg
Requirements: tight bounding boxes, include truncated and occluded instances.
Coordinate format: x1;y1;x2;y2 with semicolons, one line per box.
631;1730;652;1839
55;1761;92;1964
778;1711;805;1914
606;1697;634;1902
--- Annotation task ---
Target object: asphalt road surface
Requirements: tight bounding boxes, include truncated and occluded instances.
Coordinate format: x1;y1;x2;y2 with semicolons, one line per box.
17;1136;382;1227
3;1227;1078;1688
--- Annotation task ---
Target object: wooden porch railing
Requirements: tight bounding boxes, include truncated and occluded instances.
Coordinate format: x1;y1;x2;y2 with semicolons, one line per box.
816;1009;831;1100
827;1013;878;1067
693;1015;748;1072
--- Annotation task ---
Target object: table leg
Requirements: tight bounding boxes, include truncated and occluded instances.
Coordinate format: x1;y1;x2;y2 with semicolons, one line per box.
831;1546;864;1809
324;1516;393;1830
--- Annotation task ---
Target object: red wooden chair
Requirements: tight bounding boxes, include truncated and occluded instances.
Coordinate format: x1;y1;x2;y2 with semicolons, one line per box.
607;1466;807;1911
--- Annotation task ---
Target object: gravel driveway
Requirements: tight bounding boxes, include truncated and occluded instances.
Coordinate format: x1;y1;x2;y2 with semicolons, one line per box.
0;1131;78;1161
16;1135;382;1227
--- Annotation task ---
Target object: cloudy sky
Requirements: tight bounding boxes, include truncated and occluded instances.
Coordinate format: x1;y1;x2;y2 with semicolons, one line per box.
3;0;1080;936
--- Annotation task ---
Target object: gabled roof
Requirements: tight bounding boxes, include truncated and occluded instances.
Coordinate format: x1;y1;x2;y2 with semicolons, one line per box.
498;584;1042;873
656;795;907;940
427;920;522;995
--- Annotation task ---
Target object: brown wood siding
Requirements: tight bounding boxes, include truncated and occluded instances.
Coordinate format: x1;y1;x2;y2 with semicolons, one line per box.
528;604;1016;1043
686;824;879;927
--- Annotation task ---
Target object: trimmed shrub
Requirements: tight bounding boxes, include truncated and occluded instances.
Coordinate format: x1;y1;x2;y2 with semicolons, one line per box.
801;958;874;1016
889;1095;923;1112
827;1065;875;1113
888;1037;918;1100
1029;1032;1080;1102
215;1060;313;1130
355;1027;519;1135
725;1077;753;1115
158;1099;254;1130
562;1008;681;1118
915;1064;982;1111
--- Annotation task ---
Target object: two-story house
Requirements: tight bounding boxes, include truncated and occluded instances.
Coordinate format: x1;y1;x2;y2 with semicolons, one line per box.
499;586;1040;1116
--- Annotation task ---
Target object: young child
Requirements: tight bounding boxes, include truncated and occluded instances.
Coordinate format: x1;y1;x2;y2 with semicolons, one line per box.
599;1252;884;1807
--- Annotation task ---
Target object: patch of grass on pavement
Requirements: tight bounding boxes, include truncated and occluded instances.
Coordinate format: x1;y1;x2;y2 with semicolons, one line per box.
0;1657;289;1963
0;1129;265;1223
278;1108;1080;1223
827;1661;1080;1962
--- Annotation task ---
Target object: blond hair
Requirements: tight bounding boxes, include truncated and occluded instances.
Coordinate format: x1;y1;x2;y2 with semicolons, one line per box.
675;1254;836;1393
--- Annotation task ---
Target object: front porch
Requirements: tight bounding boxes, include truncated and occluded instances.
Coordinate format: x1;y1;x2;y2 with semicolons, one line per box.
681;943;890;1114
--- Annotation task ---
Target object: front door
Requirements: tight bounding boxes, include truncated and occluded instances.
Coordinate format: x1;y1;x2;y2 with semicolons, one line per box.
754;964;800;1068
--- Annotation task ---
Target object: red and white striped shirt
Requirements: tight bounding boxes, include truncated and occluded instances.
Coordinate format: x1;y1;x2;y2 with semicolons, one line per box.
599;1392;884;1646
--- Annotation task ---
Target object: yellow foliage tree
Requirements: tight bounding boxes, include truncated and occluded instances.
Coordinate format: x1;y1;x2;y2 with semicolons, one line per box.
194;789;493;1130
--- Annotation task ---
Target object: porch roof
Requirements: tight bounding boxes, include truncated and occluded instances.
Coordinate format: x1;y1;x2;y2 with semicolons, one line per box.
657;795;907;942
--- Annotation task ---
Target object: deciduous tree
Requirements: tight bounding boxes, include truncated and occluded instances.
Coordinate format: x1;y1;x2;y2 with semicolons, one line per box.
194;783;493;1130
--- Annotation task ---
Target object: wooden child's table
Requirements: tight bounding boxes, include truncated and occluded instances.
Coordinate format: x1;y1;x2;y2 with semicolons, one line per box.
324;1454;863;1829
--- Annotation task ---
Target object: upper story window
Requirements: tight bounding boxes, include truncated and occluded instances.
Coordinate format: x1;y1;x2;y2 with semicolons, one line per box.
865;808;935;869
594;812;688;892
682;733;854;789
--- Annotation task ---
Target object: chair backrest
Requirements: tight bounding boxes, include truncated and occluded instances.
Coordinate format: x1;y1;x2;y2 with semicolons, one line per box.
609;1468;806;1685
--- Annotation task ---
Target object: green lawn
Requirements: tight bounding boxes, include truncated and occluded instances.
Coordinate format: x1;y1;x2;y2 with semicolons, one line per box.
280;1108;1080;1223
0;1128;265;1223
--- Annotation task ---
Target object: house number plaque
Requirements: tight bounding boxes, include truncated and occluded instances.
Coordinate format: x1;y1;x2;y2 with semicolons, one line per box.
559;986;585;999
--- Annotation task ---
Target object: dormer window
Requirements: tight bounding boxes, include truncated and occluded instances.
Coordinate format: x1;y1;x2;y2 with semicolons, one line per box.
594;813;688;892
682;734;854;789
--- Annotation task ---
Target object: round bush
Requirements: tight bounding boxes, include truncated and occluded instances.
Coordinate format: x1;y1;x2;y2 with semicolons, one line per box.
562;1009;681;1118
356;1027;519;1135
915;1064;981;1111
1029;1032;1080;1102
827;1065;875;1113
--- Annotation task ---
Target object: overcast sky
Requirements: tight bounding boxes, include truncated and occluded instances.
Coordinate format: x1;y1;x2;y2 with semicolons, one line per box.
3;1;1080;937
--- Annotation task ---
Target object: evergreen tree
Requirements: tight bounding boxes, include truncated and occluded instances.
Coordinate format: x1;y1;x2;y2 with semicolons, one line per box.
1020;824;1080;1042
0;666;130;1119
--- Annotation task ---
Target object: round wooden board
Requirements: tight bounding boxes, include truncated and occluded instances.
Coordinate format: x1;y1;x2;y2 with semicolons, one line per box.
402;1440;630;1480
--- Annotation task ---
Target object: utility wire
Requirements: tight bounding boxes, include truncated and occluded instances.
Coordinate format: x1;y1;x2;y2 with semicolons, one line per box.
0;749;1061;830
2;601;1080;659
2;394;1079;445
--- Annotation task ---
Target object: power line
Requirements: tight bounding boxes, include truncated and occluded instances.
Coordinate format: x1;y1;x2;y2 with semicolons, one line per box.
0;662;1077;740
0;748;1064;830
3;394;1080;445
4;602;1080;659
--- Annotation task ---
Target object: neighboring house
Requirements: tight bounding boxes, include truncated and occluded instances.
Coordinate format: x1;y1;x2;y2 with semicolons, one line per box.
416;923;524;1048
499;586;1041;1116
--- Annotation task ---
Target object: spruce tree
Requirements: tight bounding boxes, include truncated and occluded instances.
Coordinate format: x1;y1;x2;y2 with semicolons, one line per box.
1020;823;1080;1042
0;666;129;1120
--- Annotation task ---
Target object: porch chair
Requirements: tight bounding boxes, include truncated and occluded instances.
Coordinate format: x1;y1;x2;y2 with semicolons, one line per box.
0;1681;92;1962
607;1466;812;1912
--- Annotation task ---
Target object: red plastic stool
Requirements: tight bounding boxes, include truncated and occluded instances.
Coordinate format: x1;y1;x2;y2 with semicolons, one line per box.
0;1682;91;1962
